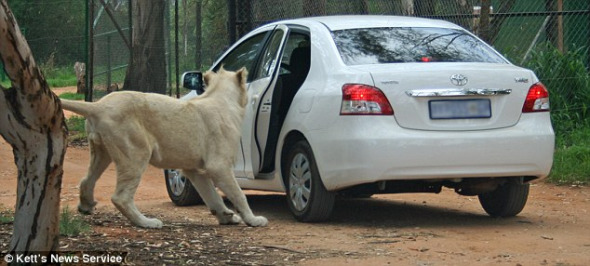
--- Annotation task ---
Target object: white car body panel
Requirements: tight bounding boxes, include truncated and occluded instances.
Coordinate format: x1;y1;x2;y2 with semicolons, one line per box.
201;15;555;193
309;112;554;190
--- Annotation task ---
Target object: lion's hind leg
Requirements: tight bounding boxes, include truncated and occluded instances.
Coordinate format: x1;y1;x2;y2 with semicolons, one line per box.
78;136;111;214
111;160;163;228
182;169;242;225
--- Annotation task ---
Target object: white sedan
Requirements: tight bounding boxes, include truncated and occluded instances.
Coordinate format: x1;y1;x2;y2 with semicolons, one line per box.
166;15;554;222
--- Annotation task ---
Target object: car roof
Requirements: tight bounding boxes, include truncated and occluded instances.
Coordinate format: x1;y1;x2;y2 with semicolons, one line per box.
277;15;464;31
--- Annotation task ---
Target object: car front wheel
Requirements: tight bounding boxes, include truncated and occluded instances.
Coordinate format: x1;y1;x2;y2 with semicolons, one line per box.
164;169;203;206
478;178;529;217
283;140;336;222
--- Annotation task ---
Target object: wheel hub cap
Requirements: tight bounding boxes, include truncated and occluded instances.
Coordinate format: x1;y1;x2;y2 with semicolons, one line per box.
290;153;312;211
167;170;186;196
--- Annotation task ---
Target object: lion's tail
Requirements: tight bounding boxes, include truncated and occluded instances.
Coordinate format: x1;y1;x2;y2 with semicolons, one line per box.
60;99;98;117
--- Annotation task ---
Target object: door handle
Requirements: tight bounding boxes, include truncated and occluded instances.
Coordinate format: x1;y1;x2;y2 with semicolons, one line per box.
251;95;259;110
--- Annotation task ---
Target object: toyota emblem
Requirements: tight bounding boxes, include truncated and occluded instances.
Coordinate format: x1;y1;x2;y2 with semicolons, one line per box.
450;74;468;86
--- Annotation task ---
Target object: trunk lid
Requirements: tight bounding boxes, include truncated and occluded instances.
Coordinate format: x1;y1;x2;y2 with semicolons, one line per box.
361;63;536;131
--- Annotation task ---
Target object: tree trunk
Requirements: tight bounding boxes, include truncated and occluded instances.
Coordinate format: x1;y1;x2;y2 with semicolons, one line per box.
357;0;369;14
122;0;167;94
414;0;434;16
479;0;492;43
400;0;414;16
453;0;471;29
0;0;66;252
487;0;516;44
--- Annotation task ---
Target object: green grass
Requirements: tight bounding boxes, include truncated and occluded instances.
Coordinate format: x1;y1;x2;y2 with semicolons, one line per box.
1;78;76;88
2;65;78;88
59;207;91;237
40;58;78;87
47;76;77;88
549;128;590;185
66;116;85;131
59;92;85;100
65;116;87;142
0;212;13;224
1;207;90;236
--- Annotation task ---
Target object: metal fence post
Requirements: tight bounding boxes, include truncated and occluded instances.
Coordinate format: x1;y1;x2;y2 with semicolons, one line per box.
106;35;111;90
86;0;94;102
175;0;180;98
227;0;237;44
195;0;202;69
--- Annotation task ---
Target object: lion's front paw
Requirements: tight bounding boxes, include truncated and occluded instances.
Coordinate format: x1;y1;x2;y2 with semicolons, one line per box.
137;218;163;229
245;216;268;227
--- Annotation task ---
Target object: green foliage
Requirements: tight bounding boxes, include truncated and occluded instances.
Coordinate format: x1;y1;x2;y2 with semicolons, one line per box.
524;43;590;136
525;43;590;184
59;207;90;237
170;0;228;71
7;0;86;66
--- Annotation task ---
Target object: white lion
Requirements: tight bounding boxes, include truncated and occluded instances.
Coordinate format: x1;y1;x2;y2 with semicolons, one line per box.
61;68;268;228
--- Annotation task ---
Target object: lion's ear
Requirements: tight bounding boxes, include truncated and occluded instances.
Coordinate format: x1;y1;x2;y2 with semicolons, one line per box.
203;70;215;86
236;67;248;85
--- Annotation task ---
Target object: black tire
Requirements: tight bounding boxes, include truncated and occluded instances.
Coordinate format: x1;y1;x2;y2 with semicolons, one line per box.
164;169;203;206
283;140;336;222
478;178;529;217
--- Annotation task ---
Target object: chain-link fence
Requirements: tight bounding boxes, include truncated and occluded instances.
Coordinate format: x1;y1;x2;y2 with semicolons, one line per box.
90;0;131;98
2;0;588;100
229;0;590;67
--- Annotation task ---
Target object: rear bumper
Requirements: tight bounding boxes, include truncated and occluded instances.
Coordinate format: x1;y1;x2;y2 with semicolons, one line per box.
309;113;555;191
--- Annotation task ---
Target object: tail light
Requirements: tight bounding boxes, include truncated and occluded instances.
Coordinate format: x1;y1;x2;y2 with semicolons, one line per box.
522;83;550;113
341;84;393;115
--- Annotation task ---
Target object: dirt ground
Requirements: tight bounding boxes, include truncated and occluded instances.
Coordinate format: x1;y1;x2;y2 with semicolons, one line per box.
1;88;590;265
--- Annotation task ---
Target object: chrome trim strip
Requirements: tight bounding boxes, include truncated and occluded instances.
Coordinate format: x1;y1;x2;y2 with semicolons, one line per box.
405;88;512;97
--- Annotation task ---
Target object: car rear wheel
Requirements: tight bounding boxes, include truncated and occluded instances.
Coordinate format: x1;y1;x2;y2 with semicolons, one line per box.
478;178;529;217
283;140;336;222
164;169;203;206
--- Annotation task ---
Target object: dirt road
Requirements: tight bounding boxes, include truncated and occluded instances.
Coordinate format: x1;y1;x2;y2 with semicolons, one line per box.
2;139;590;265
1;90;589;265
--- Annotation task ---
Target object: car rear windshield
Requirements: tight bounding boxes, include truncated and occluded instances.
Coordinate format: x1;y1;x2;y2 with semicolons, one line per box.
332;27;506;65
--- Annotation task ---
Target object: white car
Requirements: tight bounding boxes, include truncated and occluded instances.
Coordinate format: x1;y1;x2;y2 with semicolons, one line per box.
165;15;555;222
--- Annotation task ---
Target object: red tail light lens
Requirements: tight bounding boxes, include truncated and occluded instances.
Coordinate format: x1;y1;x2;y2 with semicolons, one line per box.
341;84;393;115
522;83;550;113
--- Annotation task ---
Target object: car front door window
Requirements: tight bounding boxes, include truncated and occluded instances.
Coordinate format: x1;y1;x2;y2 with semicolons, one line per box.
216;32;268;81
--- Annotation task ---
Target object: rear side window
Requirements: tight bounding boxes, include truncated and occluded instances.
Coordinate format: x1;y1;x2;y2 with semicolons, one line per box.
332;27;506;65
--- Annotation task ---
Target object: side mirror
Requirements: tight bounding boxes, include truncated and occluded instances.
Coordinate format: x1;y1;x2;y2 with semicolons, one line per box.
181;71;204;95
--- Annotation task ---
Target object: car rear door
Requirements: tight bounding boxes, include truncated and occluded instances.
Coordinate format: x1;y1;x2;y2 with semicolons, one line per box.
245;25;289;178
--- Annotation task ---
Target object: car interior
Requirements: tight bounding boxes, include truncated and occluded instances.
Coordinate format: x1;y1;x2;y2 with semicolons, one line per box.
260;33;311;173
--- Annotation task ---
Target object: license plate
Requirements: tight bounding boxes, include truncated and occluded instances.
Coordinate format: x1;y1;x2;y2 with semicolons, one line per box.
429;99;491;119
